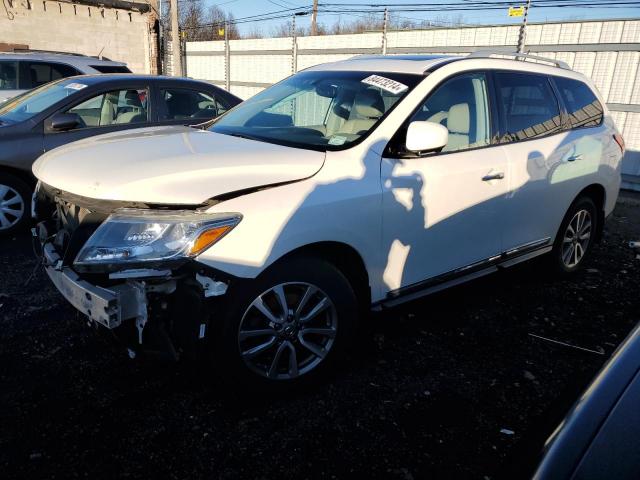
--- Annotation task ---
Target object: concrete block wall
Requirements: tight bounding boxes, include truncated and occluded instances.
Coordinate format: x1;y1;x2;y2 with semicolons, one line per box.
0;1;152;73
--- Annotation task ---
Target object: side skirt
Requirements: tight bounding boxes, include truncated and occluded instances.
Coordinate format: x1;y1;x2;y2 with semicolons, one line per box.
372;240;551;311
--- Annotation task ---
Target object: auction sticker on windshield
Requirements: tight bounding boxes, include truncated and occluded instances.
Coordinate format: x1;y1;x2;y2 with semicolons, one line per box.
361;75;408;94
64;83;88;91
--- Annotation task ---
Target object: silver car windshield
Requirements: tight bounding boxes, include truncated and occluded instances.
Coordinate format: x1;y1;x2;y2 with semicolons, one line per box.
210;71;422;151
0;78;83;124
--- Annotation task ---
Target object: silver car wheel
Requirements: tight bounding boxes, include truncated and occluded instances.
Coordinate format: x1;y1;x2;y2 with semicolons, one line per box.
0;184;25;231
238;282;338;380
562;209;592;268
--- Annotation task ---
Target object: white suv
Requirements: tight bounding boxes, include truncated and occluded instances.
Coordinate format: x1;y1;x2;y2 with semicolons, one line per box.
32;53;624;388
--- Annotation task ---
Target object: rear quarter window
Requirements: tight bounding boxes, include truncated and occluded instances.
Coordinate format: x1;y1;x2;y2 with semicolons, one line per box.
553;77;603;129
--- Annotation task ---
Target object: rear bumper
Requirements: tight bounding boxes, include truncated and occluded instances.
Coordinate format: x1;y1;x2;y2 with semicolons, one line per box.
43;242;143;329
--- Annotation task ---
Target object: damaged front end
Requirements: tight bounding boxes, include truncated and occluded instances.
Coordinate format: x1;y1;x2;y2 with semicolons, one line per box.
33;183;239;360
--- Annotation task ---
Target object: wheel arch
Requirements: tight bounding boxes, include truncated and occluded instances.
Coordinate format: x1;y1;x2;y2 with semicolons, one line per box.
0;165;37;188
276;241;372;311
576;183;606;242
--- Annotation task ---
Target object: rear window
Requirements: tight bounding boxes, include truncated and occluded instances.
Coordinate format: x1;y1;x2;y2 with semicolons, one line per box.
90;65;132;74
23;61;79;89
495;72;563;142
553;77;603;129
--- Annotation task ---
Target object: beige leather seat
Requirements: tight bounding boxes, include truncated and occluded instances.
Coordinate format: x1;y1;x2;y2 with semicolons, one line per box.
100;92;119;126
338;90;385;135
116;91;146;124
444;103;470;151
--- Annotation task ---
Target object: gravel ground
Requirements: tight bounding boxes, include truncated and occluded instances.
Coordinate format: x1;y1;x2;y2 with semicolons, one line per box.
1;194;638;480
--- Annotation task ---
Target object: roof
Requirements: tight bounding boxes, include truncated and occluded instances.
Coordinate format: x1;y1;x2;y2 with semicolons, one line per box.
53;74;220;86
306;54;457;74
0;51;126;67
305;52;578;75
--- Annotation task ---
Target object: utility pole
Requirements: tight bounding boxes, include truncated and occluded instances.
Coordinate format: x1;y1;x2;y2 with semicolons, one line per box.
517;0;532;53
224;19;230;91
381;7;388;55
170;0;182;76
311;0;318;36
291;13;298;74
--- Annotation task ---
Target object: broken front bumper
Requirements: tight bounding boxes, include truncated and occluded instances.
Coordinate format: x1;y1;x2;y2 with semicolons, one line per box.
43;242;144;329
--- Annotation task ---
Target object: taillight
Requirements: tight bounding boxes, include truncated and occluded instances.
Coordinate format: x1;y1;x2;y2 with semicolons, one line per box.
614;133;625;155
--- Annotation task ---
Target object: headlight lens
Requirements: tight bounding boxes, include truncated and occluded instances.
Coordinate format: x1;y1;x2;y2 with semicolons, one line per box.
74;209;241;272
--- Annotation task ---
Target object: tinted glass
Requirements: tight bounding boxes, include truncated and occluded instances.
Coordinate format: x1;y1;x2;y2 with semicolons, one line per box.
554;77;603;128
160;88;226;121
25;62;79;88
68;88;149;127
211;70;422;151
0;61;18;90
410;72;491;152
495;72;562;142
89;65;132;74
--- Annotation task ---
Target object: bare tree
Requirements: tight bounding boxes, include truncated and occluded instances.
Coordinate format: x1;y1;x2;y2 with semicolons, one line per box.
244;26;265;39
178;1;239;41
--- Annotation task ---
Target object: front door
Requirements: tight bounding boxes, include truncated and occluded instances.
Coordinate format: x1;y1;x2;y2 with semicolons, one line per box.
381;71;509;293
43;86;151;151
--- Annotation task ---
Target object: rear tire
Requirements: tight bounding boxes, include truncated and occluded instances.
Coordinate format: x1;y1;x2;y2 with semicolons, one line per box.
214;256;358;391
0;173;31;237
551;196;598;274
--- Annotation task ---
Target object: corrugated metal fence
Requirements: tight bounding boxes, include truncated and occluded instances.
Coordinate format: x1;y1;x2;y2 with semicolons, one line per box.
185;18;640;190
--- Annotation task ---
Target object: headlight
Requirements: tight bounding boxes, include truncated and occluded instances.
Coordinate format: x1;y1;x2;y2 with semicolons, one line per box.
74;209;241;272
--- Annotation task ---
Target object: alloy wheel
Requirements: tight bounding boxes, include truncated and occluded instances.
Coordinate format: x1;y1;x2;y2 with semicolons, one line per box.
238;282;338;380
0;184;25;231
562;209;592;268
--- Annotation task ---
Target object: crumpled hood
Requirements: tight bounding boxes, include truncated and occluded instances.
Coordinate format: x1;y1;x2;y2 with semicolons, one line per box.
32;126;325;204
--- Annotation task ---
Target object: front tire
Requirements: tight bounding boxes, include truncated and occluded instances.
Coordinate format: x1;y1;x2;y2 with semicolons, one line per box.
0;173;31;236
215;256;358;390
551;196;598;274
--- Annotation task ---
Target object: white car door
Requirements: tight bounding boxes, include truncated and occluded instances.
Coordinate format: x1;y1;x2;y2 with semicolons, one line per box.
493;71;610;254
380;71;510;294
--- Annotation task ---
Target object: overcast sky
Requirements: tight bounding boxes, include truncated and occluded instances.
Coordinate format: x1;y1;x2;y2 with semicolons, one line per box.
195;0;640;36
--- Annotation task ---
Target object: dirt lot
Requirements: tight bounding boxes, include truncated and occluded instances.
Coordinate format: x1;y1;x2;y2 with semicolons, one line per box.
1;195;638;480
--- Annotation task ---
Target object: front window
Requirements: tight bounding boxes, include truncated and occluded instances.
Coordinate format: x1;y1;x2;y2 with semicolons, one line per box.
210;70;422;150
410;72;491;152
67;88;149;127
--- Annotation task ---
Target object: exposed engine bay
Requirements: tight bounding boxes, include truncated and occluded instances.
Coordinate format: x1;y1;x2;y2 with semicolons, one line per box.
32;183;230;361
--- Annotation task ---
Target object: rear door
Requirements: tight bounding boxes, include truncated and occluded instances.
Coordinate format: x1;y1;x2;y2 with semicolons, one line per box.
493;71;571;253
42;83;152;151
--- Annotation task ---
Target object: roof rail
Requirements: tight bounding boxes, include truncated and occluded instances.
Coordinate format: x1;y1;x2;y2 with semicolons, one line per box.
467;50;570;70
9;48;89;58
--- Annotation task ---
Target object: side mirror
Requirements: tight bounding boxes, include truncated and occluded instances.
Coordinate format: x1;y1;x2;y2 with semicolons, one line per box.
46;112;82;132
405;121;448;154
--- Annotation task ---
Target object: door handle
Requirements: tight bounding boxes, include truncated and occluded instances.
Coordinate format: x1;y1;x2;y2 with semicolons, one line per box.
482;172;505;181
567;154;583;162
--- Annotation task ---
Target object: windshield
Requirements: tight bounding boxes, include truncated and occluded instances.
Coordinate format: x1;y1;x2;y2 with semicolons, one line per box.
0;78;87;124
210;70;422;150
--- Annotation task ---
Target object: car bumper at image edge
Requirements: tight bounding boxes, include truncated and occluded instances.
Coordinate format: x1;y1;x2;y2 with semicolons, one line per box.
43;243;142;329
